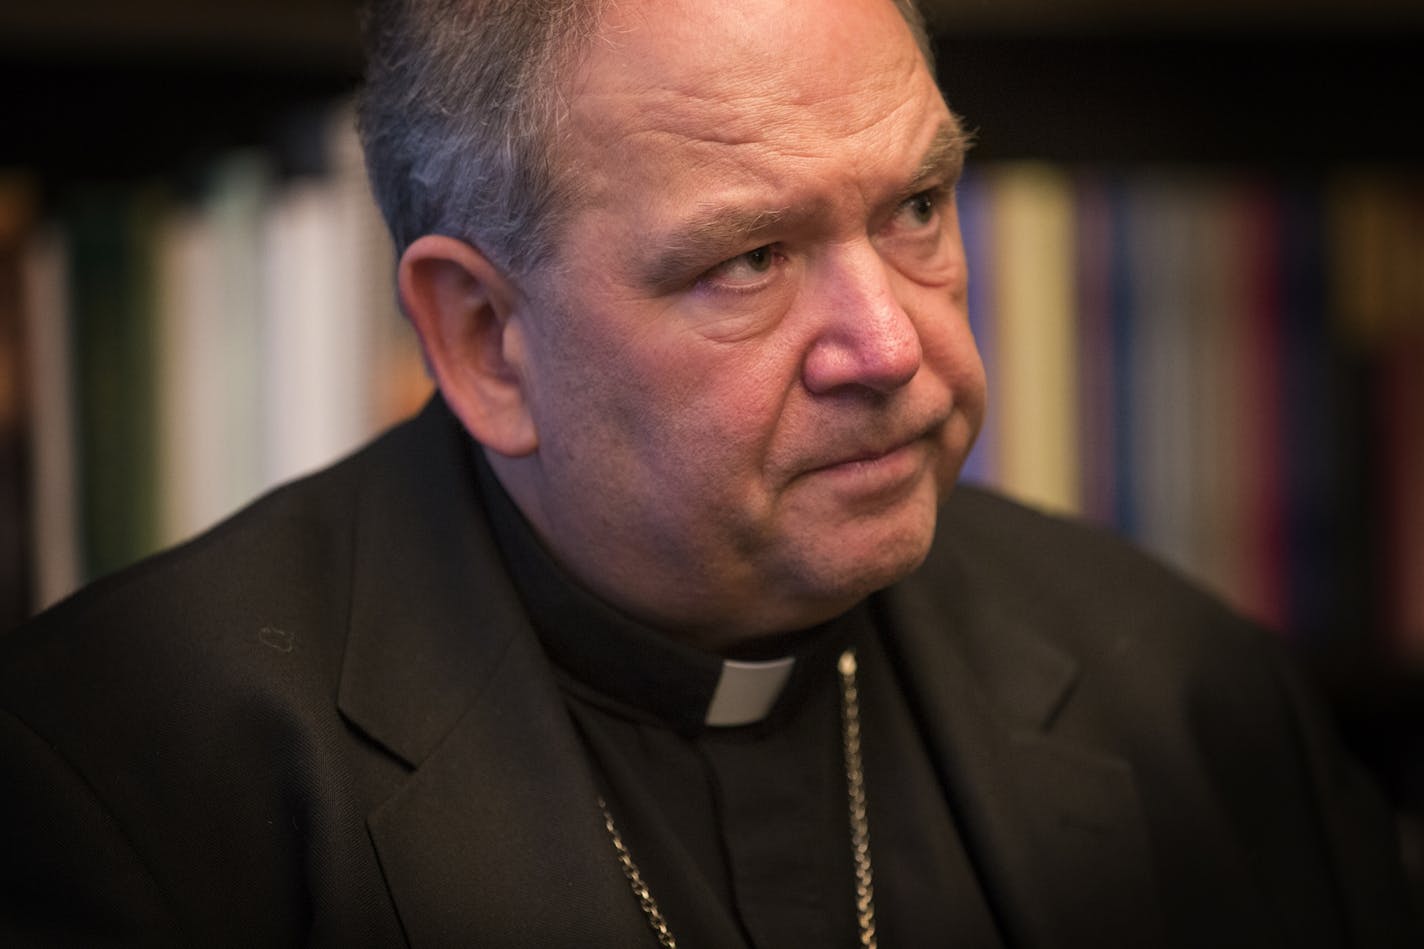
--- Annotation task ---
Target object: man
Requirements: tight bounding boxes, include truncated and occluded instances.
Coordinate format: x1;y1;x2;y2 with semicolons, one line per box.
1;0;1417;946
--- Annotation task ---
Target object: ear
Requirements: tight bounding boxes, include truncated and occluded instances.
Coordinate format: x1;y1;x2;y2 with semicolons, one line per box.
398;235;538;457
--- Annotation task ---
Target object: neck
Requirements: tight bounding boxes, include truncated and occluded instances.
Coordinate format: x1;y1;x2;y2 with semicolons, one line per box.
481;446;860;653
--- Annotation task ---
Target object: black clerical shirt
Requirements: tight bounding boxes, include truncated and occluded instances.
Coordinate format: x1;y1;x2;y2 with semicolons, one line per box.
475;452;1004;948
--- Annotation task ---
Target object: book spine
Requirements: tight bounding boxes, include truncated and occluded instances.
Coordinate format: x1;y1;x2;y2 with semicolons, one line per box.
986;163;1081;515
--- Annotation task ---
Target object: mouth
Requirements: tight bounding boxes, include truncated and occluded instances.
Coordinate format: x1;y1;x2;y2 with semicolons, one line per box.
812;437;918;473
789;434;931;508
805;409;948;474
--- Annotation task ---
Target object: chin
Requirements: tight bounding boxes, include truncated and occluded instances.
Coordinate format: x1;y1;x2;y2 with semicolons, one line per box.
731;531;931;640
801;509;938;607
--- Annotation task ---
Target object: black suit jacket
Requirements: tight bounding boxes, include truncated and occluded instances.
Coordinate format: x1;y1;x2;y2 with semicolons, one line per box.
1;398;1416;947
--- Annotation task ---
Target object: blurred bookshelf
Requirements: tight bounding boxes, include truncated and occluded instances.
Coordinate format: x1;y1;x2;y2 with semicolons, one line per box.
919;6;1424;902
1;0;1421;905
0;0;431;624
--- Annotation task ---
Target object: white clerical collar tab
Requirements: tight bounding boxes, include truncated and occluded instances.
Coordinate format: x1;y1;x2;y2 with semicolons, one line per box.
704;656;797;727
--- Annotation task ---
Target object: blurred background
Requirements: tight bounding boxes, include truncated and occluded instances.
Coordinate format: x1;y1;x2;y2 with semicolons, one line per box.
1;0;1421;912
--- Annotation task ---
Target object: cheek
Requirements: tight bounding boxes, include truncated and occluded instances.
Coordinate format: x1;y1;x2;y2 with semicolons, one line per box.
937;332;988;468
552;334;765;486
635;344;804;538
933;316;985;400
908;283;987;431
905;270;979;375
657;353;789;473
532;285;804;520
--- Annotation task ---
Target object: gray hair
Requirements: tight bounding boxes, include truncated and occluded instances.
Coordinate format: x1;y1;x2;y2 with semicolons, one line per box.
357;0;934;275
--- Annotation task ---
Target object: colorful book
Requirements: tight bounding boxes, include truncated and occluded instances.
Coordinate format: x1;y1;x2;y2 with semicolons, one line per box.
156;153;272;546
63;183;167;581
985;163;1080;516
957;167;997;487
19;220;82;612
1073;174;1118;527
0;175;37;628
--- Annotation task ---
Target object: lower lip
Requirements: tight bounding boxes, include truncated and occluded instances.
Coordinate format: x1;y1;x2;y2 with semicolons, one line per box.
810;439;925;495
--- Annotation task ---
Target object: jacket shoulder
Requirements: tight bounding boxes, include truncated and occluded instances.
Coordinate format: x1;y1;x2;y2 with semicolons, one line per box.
935;484;1248;642
5;407;444;667
0;410;447;774
926;485;1290;736
0;413;434;944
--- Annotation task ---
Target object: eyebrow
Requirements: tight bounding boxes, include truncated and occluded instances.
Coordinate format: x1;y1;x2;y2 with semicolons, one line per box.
640;204;790;290
908;118;973;193
639;118;972;290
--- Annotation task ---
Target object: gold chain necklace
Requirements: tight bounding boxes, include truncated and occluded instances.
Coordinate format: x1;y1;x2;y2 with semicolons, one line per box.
598;647;878;949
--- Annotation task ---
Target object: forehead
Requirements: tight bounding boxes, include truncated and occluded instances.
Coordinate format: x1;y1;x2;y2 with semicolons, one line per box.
558;0;948;216
579;0;930;111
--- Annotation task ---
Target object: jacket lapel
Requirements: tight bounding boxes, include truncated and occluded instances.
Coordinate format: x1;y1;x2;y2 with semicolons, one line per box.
880;538;1168;949
336;399;650;948
364;629;649;948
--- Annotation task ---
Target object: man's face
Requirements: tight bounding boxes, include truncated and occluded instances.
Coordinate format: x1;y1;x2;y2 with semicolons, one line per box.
498;0;986;646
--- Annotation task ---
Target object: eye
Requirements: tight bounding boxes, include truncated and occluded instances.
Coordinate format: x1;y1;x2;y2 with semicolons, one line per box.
896;189;942;229
737;246;775;273
876;185;958;283
700;244;782;292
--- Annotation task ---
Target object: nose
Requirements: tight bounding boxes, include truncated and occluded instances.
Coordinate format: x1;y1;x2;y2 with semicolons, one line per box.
801;243;922;395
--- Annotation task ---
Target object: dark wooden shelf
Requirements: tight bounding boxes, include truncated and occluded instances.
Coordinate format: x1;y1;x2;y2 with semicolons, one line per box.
0;1;362;68
921;0;1424;34
5;3;1420;179
935;31;1424;165
5;0;1423;67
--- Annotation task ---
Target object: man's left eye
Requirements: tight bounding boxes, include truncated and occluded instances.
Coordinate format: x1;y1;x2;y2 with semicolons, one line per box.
899;190;939;228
